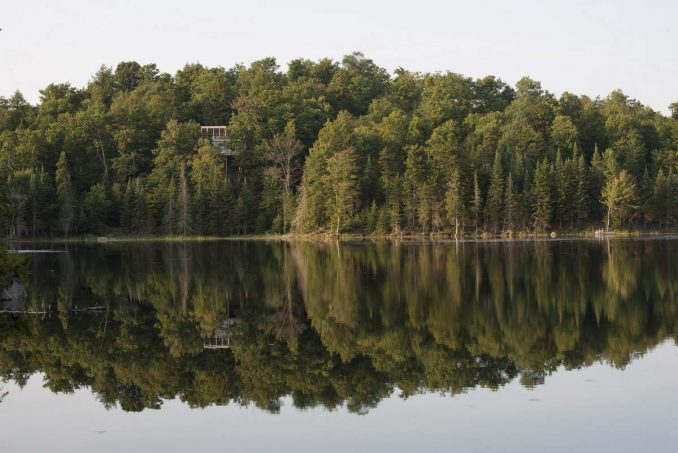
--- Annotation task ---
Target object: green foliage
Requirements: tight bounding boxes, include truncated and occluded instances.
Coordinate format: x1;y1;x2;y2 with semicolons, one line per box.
81;183;111;233
1;54;678;238
55;152;74;236
551;114;579;153
532;160;552;232
487;151;504;232
327;52;390;115
670;102;678;121
602;170;639;230
326;148;359;234
445;169;464;237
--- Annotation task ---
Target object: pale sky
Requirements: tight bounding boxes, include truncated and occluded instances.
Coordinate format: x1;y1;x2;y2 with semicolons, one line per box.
1;0;677;114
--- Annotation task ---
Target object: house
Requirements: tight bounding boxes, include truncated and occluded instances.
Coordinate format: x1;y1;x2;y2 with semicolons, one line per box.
200;126;240;156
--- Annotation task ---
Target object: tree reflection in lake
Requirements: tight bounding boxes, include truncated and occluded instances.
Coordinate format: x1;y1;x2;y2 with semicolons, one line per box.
1;239;677;413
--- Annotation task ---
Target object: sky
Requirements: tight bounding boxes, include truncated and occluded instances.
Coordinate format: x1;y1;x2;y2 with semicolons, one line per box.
1;0;677;114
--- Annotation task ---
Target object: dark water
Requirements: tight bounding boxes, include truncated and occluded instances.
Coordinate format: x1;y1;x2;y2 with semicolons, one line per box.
2;239;678;452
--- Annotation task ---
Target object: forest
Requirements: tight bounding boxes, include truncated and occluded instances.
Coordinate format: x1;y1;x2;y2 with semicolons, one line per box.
2;52;678;238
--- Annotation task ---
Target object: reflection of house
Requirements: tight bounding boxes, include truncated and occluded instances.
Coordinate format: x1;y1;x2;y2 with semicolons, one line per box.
203;318;239;350
200;126;241;156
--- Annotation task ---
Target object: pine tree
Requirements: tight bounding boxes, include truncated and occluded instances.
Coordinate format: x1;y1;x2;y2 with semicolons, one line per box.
638;168;653;228
259;167;283;233
667;169;678;229
602;148;619;181
29;167;54;237
602;170;639;230
177;163;190;235
532;160;552;232
193;183;206;234
131;178;151;234
376;206;390;235
554;150;569;226
504;172;517;231
445;169;464;238
163;177;177;235
589;144;605;219
575;153;589;226
121;180;133;232
519;161;532;230
219;178;235;235
654;169;668;229
487;151;504;232
388;175;403;234
367;200;379;233
29;171;38;237
55;152;74;236
404;145;432;233
326;148;358;235
235;178;257;235
81;183;111;233
472;171;482;235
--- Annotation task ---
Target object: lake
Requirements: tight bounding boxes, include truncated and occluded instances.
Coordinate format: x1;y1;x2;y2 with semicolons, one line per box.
1;238;678;452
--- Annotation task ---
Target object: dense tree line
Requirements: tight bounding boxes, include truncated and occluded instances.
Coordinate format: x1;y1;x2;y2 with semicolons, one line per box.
2;54;678;237
2;240;678;411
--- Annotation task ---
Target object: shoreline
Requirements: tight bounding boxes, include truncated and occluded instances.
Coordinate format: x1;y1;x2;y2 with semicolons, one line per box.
6;229;678;245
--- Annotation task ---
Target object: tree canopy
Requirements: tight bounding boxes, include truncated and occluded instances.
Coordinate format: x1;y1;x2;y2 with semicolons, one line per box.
2;54;678;238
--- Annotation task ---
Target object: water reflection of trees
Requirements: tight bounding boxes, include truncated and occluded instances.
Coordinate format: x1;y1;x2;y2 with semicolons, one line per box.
1;239;677;413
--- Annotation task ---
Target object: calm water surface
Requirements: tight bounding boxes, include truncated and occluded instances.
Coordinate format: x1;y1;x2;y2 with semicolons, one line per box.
1;239;678;452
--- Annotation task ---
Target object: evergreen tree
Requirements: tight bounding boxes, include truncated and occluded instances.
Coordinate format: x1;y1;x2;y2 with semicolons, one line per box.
130;178;152;234
260;167;284;233
120;180;133;232
367;200;379;233
294;111;356;233
235;178;256;235
190;139;226;234
28;167;55;236
487;151;504;232
375;205;390;235
163;177;177;235
575;153;589;226
177;163;190;235
386;174;403;234
532;160;552;232
653;169;668;229
55;152;74;236
445;169;464;238
504;172;517;231
81;183;111;233
602;170;639;230
404;145;433;234
589;144;605;219
638;168;653;228
192;183;207;234
667;170;678;229
326;148;358;235
472;171;482;235
554;150;575;227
